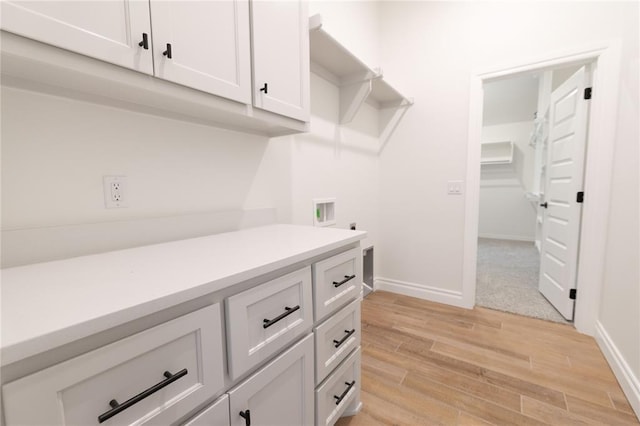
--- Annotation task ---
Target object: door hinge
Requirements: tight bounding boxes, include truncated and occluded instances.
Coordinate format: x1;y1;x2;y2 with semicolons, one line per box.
584;87;592;100
577;191;584;203
570;289;577;300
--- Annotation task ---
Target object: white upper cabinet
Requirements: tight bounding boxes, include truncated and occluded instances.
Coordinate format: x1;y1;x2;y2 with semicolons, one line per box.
149;0;252;104
250;0;310;122
0;0;153;75
0;0;311;133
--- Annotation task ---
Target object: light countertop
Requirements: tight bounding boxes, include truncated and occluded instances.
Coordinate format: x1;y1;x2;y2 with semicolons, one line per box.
1;224;366;366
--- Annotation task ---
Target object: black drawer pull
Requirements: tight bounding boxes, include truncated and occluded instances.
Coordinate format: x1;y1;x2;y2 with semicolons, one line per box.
334;380;356;405
239;409;251;426
333;275;356;288
163;43;172;59
263;305;300;329
138;33;149;50
259;83;268;94
97;368;188;423
333;329;356;348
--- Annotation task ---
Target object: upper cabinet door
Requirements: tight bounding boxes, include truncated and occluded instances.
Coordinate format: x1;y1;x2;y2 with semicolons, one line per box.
250;0;310;121
150;0;252;104
0;0;153;74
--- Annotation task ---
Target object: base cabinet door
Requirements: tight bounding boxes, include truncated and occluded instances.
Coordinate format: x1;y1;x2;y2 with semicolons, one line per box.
182;394;230;426
228;334;314;426
0;0;153;74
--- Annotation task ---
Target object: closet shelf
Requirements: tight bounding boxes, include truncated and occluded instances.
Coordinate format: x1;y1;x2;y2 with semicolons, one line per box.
309;13;413;141
480;141;514;165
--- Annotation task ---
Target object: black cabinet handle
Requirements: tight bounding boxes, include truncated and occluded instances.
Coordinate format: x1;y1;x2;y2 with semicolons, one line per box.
259;83;268;94
333;275;356;288
138;33;149;50
333;380;356;405
333;329;356;348
263;305;300;329
163;43;172;59
540;202;548;209
239;409;251;426
97;369;188;423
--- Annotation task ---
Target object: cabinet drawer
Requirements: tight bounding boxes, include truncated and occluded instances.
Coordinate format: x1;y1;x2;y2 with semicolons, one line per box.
182;394;229;426
314;299;361;384
228;334;314;426
313;248;361;321
315;347;361;426
226;267;313;380
2;304;225;426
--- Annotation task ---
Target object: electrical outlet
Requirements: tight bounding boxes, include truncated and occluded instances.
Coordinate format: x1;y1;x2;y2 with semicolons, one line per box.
104;176;128;208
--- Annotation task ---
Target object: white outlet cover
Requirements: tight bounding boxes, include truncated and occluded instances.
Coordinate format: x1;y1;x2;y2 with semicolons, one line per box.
103;176;128;208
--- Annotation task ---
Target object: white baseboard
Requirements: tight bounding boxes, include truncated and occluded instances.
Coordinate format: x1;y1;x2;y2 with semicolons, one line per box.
478;233;535;242
374;277;465;308
595;321;640;420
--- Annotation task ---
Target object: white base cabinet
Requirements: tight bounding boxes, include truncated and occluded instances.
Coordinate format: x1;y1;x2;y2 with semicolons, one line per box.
315;348;361;426
183;395;230;426
0;226;364;426
228;334;315;426
3;305;224;426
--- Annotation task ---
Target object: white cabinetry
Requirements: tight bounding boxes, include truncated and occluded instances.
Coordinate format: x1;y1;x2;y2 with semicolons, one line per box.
313;247;361;322
226;267;313;380
251;0;310;121
0;1;154;75
150;0;252;104
0;0;309;134
182;394;230;426
2;304;224;426
228;334;315;426
1;225;365;426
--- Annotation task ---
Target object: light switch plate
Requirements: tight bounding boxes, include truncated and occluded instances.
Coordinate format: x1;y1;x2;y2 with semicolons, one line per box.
447;180;464;195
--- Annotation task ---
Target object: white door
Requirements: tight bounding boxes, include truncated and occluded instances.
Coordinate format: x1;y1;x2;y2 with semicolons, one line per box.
0;0;153;74
228;334;314;426
150;0;251;103
538;66;590;320
250;0;310;121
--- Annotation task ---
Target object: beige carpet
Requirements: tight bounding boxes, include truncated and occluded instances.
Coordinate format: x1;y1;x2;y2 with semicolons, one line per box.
476;238;569;323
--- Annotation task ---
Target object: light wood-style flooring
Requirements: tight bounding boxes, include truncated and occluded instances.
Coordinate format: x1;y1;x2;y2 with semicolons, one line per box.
337;291;638;425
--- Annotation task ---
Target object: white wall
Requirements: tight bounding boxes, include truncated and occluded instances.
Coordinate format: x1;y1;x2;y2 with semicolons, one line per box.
479;121;537;241
0;86;293;265
285;0;382;268
596;8;640;415
284;74;380;250
377;0;639;415
1;1;382;270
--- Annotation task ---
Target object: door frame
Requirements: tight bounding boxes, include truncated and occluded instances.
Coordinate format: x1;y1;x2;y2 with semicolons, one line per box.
461;40;622;335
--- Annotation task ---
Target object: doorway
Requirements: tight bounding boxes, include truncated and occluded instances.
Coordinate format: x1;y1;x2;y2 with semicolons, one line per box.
461;40;622;335
475;65;588;323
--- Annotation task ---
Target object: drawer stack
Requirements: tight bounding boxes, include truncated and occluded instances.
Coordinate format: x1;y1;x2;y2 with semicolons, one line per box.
2;305;225;425
1;227;365;426
312;247;363;426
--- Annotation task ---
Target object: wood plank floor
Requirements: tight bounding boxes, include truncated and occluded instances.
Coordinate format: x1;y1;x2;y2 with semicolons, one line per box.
337;291;638;426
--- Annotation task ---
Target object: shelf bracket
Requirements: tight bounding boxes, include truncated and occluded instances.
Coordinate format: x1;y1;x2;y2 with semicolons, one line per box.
378;98;414;154
339;78;372;124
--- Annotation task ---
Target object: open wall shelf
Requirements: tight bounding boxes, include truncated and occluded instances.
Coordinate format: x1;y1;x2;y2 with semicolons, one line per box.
309;14;413;144
480;141;514;165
